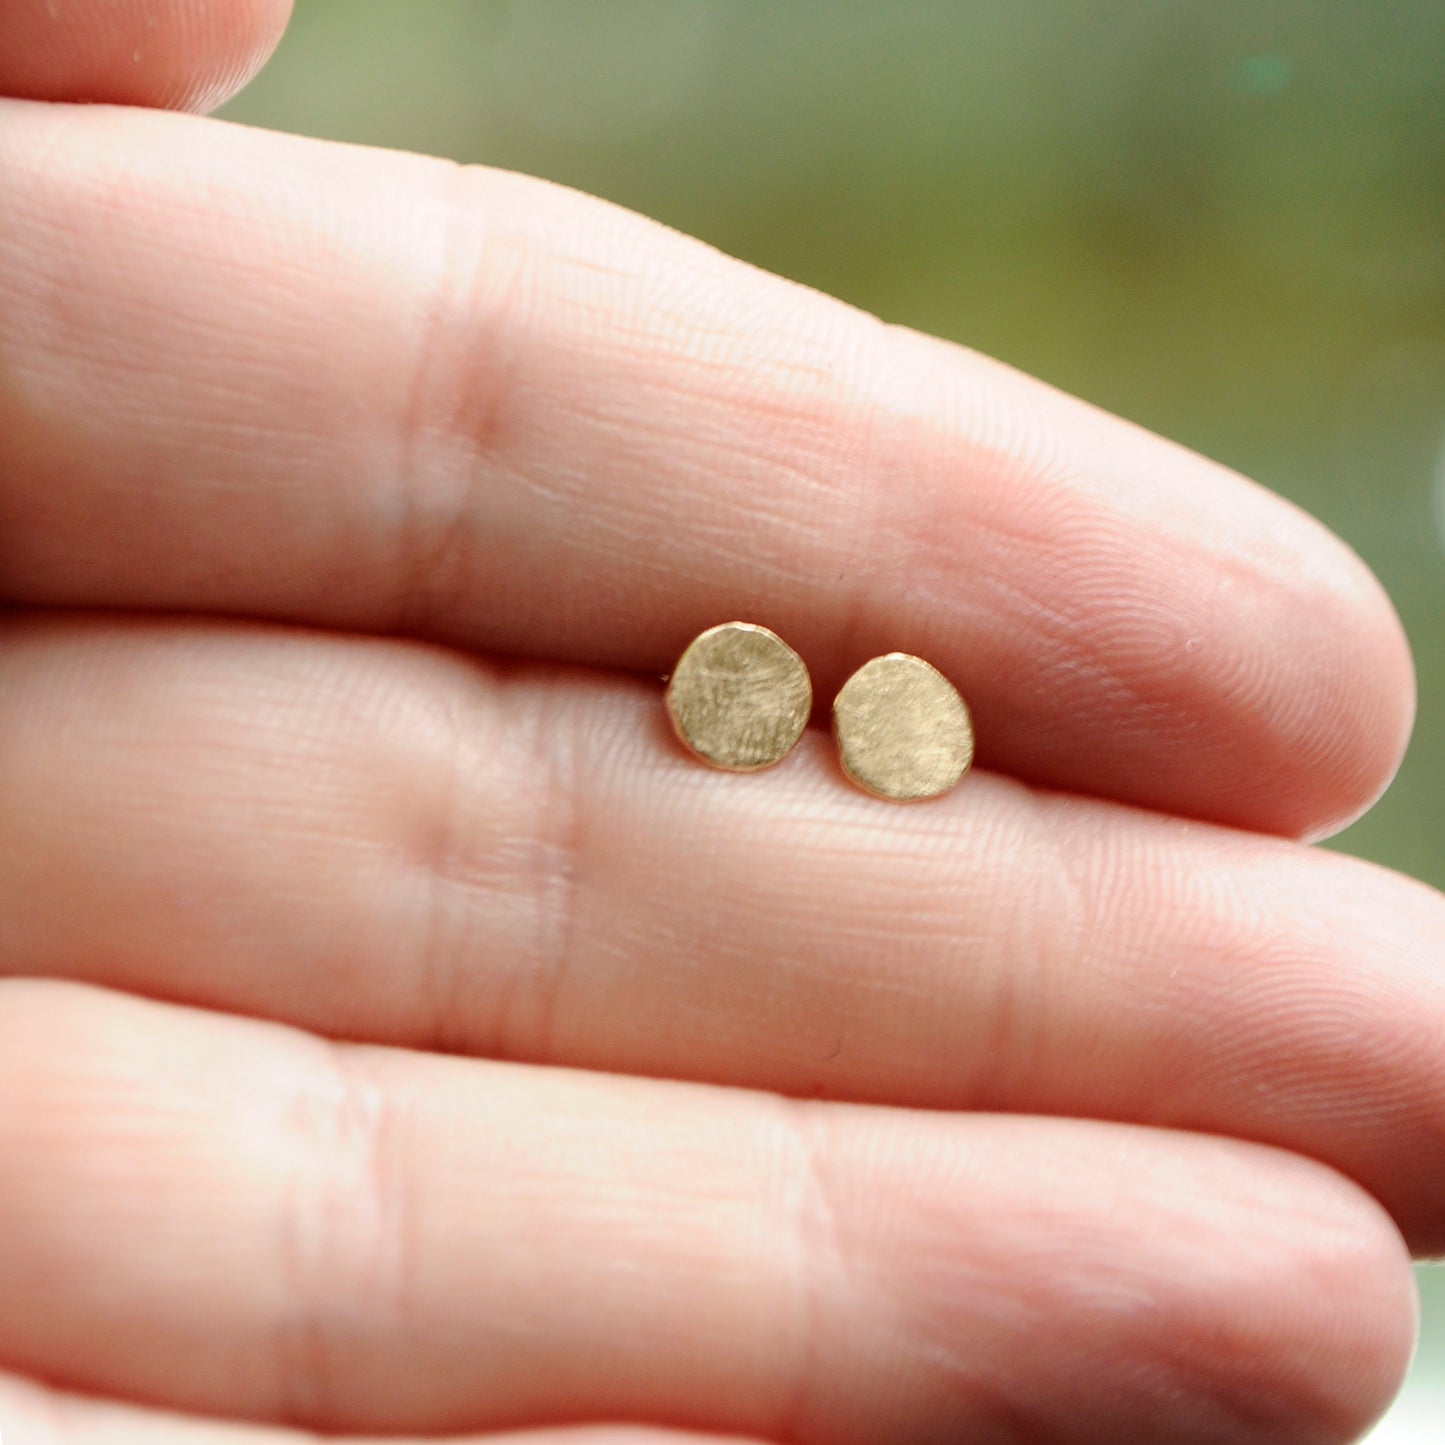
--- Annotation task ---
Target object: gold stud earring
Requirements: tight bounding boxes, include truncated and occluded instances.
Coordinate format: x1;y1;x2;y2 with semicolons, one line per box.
666;622;812;772
833;653;974;801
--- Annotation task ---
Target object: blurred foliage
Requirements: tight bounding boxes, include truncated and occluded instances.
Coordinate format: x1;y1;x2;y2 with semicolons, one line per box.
223;0;1445;1409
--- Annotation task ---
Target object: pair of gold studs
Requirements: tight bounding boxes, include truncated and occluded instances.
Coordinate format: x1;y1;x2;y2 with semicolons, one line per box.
665;621;974;801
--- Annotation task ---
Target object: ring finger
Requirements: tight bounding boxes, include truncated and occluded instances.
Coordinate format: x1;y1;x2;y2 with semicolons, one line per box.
0;1374;761;1445
0;979;1415;1441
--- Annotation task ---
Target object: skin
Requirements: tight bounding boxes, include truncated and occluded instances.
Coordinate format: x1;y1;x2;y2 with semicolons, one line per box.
0;2;1439;1441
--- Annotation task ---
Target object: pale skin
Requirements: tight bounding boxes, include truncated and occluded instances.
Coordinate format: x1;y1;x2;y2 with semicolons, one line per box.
0;2;1441;1442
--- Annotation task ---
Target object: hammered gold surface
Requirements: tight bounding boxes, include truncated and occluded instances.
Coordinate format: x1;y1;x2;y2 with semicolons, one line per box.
666;623;812;771
833;653;974;801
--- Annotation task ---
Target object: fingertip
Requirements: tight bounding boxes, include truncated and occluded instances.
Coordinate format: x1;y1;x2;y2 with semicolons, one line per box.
0;0;293;112
1222;526;1417;842
1289;549;1417;842
1114;1143;1418;1443
1248;1158;1419;1442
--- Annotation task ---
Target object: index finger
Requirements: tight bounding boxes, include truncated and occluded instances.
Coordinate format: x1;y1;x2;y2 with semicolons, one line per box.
0;100;1414;836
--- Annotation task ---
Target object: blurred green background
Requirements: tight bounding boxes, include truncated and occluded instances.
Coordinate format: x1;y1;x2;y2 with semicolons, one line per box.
224;2;1444;1432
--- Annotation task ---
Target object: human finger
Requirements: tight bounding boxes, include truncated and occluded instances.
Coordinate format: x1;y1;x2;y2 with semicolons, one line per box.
0;980;1415;1443
0;1371;762;1445
0;0;290;110
3;613;1443;1252
0;99;1413;836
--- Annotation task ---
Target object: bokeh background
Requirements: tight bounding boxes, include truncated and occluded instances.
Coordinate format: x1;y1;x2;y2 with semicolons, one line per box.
223;3;1445;1436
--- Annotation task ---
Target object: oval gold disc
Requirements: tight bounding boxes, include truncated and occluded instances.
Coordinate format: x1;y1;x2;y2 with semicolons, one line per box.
833;653;974;801
666;622;812;771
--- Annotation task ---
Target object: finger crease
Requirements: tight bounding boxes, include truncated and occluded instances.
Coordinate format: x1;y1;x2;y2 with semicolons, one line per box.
391;160;527;638
274;1043;417;1429
773;1098;850;1444
513;681;587;1064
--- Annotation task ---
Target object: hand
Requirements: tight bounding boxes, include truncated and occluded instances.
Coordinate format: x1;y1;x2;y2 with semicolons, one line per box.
0;4;1439;1443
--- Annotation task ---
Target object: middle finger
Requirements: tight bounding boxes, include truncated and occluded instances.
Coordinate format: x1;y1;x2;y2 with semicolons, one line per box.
3;613;1444;1250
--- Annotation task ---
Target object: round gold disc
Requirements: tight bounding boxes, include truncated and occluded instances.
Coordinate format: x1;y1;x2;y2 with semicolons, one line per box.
666;622;812;771
833;653;974;801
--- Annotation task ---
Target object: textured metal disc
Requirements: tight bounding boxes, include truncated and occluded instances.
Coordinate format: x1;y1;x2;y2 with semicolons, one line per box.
666;622;812;771
833;653;974;801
